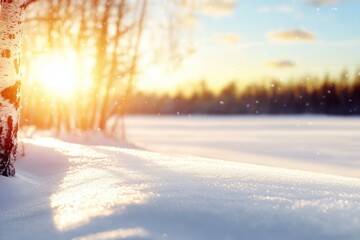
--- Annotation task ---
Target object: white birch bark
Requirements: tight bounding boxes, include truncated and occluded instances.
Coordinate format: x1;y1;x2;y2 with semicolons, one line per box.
0;0;25;176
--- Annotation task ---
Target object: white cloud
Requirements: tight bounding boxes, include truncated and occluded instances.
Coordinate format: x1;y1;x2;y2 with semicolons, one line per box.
200;0;237;16
267;29;316;42
267;60;296;68
179;13;200;29
213;32;240;44
304;0;357;6
258;5;294;13
178;0;236;17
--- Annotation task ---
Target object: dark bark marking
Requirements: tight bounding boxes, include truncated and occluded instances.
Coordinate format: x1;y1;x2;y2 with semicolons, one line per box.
1;81;20;108
0;116;16;176
1;49;11;58
13;122;18;138
5;117;14;153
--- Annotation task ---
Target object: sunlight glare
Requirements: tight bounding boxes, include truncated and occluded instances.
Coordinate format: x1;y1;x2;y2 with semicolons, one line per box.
32;51;78;98
27;138;150;231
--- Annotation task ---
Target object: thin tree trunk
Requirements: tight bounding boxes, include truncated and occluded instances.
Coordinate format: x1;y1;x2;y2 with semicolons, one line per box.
75;1;87;131
118;0;147;139
0;0;25;177
89;0;113;129
98;0;125;131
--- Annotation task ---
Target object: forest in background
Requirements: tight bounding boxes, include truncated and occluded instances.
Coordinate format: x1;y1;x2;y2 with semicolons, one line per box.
127;70;360;115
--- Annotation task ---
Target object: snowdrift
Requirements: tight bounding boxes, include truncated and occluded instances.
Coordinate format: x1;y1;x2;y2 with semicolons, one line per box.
0;135;359;240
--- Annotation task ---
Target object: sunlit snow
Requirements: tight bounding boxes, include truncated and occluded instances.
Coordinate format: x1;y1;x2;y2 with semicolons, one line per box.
125;116;360;178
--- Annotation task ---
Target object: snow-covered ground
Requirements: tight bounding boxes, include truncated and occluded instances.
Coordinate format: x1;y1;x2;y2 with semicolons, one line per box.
125;116;360;178
0;116;359;239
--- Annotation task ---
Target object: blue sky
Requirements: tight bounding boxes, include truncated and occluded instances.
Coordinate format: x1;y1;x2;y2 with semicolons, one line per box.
140;0;360;93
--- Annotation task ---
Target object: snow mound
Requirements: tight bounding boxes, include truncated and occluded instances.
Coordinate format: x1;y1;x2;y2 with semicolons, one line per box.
0;136;359;240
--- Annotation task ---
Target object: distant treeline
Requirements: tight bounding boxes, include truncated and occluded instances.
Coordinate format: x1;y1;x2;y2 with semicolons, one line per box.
127;71;360;115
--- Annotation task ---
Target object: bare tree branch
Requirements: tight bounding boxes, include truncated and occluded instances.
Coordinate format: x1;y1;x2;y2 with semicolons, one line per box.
23;0;37;9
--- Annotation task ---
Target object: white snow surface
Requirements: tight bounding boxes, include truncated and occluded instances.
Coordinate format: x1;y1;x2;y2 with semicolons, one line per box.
125;116;360;178
0;117;359;240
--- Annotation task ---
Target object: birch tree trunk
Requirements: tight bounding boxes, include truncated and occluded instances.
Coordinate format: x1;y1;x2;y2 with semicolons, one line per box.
0;0;25;177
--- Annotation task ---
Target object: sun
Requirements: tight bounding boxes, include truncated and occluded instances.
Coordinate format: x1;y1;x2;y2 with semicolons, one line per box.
31;51;79;99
